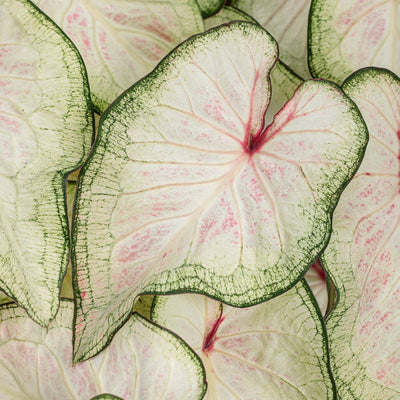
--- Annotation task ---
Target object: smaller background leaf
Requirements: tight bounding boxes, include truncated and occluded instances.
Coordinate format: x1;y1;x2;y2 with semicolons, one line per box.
152;280;336;399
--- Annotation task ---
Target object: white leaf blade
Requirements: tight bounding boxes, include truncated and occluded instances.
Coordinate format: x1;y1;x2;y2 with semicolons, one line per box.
0;300;206;399
0;0;93;325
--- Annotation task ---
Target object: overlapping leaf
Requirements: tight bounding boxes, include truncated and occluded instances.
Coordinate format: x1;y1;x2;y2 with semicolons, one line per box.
309;0;400;84
0;0;93;325
32;0;204;113
322;68;400;398
233;0;312;79
152;280;335;399
0;300;206;399
72;21;368;361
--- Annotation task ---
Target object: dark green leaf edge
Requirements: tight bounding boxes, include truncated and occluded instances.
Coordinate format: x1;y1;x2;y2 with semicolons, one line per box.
299;279;337;399
308;0;348;84
0;0;94;325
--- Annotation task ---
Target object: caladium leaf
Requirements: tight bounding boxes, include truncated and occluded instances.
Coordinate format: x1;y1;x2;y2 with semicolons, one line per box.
32;0;204;113
232;0;312;79
204;4;304;125
0;300;206;399
0;0;93;325
309;0;400;84
196;0;224;18
322;68;400;398
72;21;368;361
151;280;336;399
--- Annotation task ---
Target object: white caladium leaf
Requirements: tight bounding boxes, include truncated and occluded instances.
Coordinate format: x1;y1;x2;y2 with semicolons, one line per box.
309;0;400;84
32;0;204;113
204;5;304;125
72;21;368;361
304;259;328;315
0;300;206;399
152;280;335;399
0;0;93;325
196;0;224;18
233;0;312;79
322;68;400;398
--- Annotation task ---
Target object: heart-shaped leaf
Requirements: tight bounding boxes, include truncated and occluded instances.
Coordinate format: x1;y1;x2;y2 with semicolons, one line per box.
152;280;335;399
0;0;93;325
233;0;313;79
0;300;206;399
322;68;400;398
309;0;400;84
72;21;368;361
32;0;204;113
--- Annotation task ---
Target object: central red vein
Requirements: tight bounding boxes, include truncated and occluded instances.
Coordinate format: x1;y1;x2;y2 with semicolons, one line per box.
203;305;224;352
